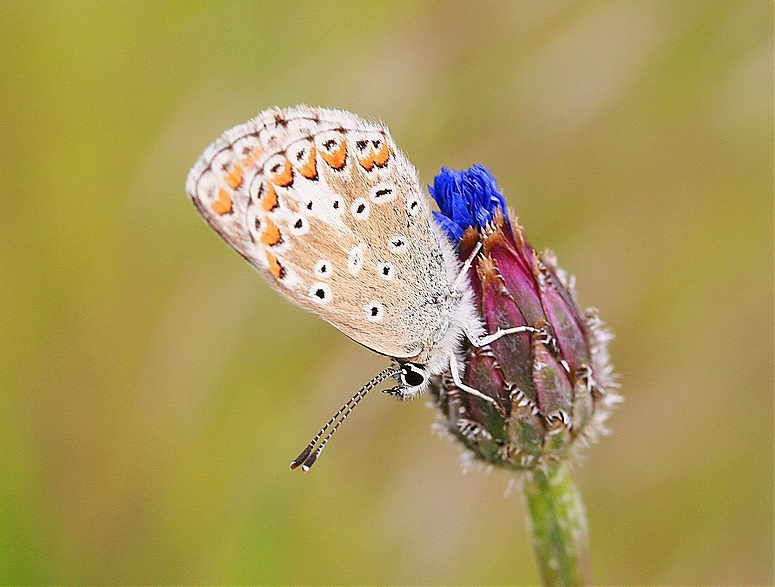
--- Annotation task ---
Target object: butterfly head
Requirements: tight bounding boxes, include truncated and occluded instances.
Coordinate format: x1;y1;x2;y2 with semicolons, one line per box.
386;360;430;400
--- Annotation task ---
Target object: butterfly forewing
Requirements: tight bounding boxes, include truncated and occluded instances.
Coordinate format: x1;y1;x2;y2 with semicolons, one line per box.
186;106;453;359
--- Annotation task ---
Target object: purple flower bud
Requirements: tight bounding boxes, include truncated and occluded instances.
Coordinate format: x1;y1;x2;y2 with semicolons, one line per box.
430;166;620;470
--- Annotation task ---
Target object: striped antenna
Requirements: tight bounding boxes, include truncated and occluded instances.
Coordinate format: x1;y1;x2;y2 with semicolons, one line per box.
290;366;399;472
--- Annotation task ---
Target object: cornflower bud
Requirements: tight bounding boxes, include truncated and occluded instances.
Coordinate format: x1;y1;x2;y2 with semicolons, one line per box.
429;165;620;471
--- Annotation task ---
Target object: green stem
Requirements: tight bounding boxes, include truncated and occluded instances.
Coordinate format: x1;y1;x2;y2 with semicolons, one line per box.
521;462;592;587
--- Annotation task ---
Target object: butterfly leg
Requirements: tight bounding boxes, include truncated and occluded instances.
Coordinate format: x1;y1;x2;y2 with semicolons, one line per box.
452;241;483;292
448;352;498;406
467;325;540;348
453;245;541;346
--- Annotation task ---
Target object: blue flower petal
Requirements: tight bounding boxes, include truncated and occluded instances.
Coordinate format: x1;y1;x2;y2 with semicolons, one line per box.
432;211;463;242
429;165;508;243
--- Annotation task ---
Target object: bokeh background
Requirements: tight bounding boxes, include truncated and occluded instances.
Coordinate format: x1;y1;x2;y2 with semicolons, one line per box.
1;2;772;585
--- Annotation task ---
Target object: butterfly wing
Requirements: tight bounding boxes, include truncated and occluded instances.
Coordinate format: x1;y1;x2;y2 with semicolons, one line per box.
186;106;455;359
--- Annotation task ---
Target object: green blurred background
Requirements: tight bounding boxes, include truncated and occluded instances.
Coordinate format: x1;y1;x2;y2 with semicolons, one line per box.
1;1;772;584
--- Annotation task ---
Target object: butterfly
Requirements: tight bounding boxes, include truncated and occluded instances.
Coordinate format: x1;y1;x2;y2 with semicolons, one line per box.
186;106;532;470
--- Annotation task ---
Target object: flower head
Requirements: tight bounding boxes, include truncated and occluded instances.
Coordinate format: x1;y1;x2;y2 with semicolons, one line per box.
429;165;620;470
430;164;510;242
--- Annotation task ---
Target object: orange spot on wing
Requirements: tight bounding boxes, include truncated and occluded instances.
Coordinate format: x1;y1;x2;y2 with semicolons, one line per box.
212;188;233;215
262;183;278;211
260;218;282;246
299;146;318;179
321;140;347;169
373;142;390;167
358;154;375;171
242;147;262;168
266;252;285;279
273;159;294;187
225;164;243;189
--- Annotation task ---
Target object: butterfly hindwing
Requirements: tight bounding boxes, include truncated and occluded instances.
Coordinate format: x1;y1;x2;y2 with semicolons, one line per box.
186;106;455;359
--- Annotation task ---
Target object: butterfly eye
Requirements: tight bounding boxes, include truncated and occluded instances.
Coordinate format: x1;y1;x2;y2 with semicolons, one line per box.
399;363;426;388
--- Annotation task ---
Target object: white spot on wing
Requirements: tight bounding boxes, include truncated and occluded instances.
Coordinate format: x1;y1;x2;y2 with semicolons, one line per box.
364;300;385;322
348;244;366;275
406;194;421;216
309;282;332;304
376;261;394;280
388;234;408;254
370;182;396;204
314;259;332;278
350;198;370;220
